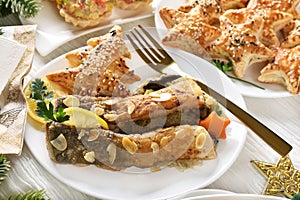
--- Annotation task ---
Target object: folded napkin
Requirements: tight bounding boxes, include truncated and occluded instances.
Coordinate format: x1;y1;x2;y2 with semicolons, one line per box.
0;37;27;95
0;25;36;155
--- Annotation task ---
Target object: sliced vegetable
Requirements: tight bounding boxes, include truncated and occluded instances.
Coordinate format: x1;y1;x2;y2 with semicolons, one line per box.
199;111;230;139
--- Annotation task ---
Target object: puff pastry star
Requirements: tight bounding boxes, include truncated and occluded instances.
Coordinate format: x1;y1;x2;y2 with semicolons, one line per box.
281;19;300;48
258;46;300;94
161;16;221;59
159;0;223;29
247;0;300;19
222;7;293;46
207;19;274;78
160;0;252;30
217;0;249;10
185;0;249;11
251;156;300;198
159;0;252;32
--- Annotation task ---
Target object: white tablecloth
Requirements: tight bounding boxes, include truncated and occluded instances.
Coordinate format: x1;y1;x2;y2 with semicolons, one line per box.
0;15;300;200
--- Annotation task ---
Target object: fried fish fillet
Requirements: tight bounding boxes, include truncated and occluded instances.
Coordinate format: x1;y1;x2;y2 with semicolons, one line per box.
46;57;140;96
46;76;221;170
54;77;219;134
46;25;140;97
46;123;216;170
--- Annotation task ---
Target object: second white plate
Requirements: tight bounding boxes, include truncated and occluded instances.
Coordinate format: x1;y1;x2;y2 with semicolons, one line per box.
154;0;295;98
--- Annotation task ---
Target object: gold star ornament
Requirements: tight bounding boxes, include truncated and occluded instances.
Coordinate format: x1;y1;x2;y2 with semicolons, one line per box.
251;156;300;198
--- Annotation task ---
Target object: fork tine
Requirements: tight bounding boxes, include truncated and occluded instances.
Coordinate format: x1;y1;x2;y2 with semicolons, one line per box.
126;32;164;73
129;30;160;63
133;27;163;61
138;25;172;60
126;33;153;65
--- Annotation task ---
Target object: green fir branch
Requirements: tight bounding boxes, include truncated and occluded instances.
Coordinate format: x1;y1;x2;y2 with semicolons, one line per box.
8;190;50;200
0;0;42;18
0;154;11;184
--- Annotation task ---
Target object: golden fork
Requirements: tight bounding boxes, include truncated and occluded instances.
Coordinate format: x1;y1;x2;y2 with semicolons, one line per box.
126;25;292;157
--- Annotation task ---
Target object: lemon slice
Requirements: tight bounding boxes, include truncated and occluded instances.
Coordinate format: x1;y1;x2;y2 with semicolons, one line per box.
63;107;108;129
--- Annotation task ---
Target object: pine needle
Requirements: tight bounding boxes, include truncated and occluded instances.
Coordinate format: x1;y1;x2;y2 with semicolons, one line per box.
8;189;50;200
0;154;11;184
0;0;42;18
293;194;300;200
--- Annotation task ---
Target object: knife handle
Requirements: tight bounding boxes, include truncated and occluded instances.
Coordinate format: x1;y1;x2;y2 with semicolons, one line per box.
197;81;293;157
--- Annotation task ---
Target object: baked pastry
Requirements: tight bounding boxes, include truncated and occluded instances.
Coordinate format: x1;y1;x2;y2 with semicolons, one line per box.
220;8;264;38
247;0;300;19
158;0;299;94
258;46;300;94
46;77;221;170
159;7;186;29
46;25;140;97
56;0;115;28
221;8;293;47
159;1;224;58
207;19;274;78
281;19;300;48
218;0;249;10
159;1;223;29
161;17;221;59
182;0;249;13
115;0;153;10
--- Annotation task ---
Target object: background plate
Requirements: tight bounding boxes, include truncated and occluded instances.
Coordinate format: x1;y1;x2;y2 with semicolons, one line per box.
20;0;160;56
154;0;295;98
182;194;288;200
25;31;247;200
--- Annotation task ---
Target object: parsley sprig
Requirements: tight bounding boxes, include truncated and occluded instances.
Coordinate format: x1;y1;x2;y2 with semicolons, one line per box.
29;78;69;123
212;59;265;90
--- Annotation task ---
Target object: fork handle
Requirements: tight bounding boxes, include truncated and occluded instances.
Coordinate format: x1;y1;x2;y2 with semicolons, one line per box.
195;80;293;157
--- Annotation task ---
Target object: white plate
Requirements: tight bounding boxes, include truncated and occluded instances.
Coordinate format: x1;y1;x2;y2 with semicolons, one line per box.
170;189;234;200
154;0;295;98
20;0;160;56
25;31;247;200
182;194;288;200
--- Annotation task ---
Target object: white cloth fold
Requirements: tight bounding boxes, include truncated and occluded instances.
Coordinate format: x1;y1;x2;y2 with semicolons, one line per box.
0;25;36;155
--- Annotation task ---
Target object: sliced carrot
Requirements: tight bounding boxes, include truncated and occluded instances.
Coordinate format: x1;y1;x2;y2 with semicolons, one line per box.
199;111;231;139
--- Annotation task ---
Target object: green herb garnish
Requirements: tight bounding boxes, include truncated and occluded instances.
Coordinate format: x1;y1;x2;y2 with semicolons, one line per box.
8;189;50;200
212;59;265;90
0;154;10;184
0;28;3;35
29;78;53;101
29;78;69;123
